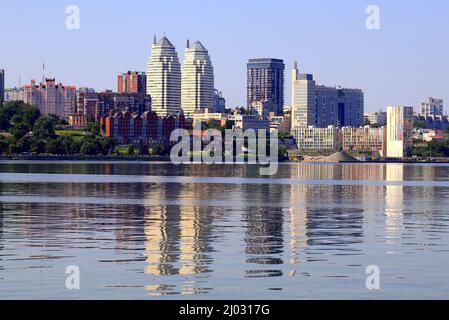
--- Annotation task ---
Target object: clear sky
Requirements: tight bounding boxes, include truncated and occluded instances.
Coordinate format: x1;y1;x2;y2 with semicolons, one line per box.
1;0;448;112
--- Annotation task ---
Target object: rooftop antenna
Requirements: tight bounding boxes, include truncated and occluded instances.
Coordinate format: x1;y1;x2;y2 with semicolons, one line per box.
42;62;45;83
153;34;156;45
186;39;190;49
18;74;21;88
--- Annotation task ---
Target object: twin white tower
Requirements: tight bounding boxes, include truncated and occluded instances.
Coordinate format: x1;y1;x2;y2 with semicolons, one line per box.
146;36;214;116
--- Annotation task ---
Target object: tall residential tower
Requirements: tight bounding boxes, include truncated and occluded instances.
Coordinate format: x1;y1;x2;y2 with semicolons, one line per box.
181;40;214;115
247;58;285;116
146;36;181;116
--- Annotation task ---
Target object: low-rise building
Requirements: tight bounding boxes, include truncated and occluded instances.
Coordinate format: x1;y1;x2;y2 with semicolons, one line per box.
4;87;24;102
77;91;151;122
342;126;386;156
364;111;387;126
228;112;270;131
68;113;88;128
101;110;185;147
292;126;342;151
423;129;445;142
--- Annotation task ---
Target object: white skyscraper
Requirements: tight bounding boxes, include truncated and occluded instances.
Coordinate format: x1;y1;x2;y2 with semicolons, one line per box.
291;61;316;129
146;36;181;116
181;40;214;115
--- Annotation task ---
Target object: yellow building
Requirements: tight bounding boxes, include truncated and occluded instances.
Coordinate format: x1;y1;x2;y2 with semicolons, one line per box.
292;126;341;150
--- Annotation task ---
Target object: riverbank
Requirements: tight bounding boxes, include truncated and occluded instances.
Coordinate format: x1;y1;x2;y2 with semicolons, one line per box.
0;155;171;162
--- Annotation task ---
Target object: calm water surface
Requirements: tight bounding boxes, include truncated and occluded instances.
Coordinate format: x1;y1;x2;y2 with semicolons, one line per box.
1;161;449;299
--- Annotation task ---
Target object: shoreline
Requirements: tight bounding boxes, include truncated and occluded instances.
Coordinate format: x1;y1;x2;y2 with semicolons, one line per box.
0;154;449;164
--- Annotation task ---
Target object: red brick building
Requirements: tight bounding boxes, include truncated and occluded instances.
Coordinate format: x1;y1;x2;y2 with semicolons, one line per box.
101;111;185;147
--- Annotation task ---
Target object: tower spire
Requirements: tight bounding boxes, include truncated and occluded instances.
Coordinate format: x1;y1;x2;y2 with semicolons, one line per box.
186;39;190;49
153;35;156;45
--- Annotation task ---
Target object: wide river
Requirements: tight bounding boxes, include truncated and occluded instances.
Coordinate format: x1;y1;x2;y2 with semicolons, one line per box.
1;161;449;299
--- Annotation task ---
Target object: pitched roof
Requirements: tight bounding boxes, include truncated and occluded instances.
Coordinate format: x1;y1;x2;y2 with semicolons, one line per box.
157;36;175;48
191;41;207;52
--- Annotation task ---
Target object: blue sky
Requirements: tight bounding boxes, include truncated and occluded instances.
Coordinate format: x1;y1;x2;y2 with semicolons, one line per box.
1;0;448;112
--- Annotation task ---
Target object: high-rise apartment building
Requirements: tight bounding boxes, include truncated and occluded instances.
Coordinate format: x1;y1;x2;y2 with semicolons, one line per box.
291;62;364;129
247;58;285;116
118;71;147;94
0;69;4;105
146;36;181;116
420;97;444;116
181;40;214;115
291;62;316;129
23;79;76;119
386;106;414;158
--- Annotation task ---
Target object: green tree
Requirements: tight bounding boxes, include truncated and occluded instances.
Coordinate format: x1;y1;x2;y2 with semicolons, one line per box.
29;137;46;154
80;139;102;155
126;144;135;156
45;139;62;155
100;137;116;155
87;122;101;136
414;121;430;129
33;116;57;140
0;113;10;130
150;144;165;156
10;122;30;139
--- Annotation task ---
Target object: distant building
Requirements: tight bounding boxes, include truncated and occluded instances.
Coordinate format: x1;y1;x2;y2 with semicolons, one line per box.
269;111;291;134
291;62;364;129
423;129;445;142
4;87;24;102
386;106;414;158
0;69;4;105
420;97;443;116
228;110;270;131
250;100;277;118
342;126;386;157
23;79;76;119
414;114;449;130
213;89;226;113
68;113;88;128
181;40;214;115
118;71;147;94
292;126;342;151
77;87;96;94
146;36;181;116
247;58;285;116
364;111;387;126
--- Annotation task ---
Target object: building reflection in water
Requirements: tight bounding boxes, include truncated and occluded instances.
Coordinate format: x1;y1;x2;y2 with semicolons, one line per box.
143;182;214;296
287;164;365;276
385;164;404;245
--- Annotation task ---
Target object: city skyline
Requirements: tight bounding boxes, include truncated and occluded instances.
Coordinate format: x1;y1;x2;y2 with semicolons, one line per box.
1;1;448;112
